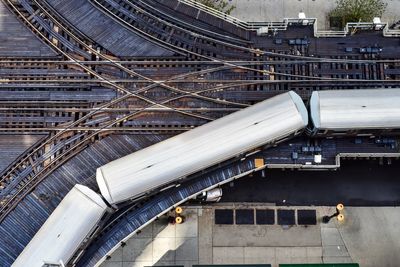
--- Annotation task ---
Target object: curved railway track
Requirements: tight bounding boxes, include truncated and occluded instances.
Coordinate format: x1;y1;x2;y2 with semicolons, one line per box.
90;0;254;58
1;0;399;195
1;0;289;222
1;0;400;264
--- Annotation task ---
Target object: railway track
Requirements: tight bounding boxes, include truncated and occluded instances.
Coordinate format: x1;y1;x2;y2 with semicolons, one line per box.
1;0;400;231
90;0;255;59
0;0;398;149
0;0;400;265
2;0;285;221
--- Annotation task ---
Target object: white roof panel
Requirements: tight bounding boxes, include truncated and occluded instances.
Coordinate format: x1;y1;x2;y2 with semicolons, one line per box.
12;184;107;267
310;89;400;130
97;91;308;204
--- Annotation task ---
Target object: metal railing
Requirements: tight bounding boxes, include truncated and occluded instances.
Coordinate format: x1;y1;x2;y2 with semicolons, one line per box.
265;152;400;170
178;0;400;38
178;0;249;29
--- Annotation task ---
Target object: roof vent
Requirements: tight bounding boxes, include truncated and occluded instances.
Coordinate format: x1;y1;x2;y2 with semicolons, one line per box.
373;17;382;24
257;26;269;36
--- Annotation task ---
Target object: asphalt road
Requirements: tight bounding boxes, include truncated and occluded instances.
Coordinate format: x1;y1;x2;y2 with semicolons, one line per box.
220;159;400;206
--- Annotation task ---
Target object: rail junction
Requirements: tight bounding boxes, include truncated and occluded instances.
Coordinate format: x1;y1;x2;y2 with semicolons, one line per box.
0;0;400;266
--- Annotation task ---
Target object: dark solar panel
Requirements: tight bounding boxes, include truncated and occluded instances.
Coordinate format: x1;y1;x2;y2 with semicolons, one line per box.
256;209;275;225
215;209;234;224
297;209;317;225
277;209;295;225
235;209;254;225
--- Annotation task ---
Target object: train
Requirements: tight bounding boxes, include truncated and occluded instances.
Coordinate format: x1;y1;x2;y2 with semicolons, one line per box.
12;88;400;267
309;89;400;136
12;185;108;267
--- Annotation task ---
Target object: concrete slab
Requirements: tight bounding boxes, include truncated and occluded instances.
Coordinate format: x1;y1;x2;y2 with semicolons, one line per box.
152;237;176;262
175;237;199;261
307;257;323;263
175;260;199;267
123;238;153;262
321;228;345;246
276;255;292;264
151;261;175;266
136;224;153;238
213;225;321;247
339;207;400;267
176;210;198;238
306;247;323;258
386;0;400;24
230;0;400;29
108;248;123;261
198;207;213;264
122;262;152;267
102;205;400;267
291;257;311;264
153;219;176;238
276;247;292;262
323;256;353;264
213;247;244;264
244;247;276;264
102;262;123;267
323;245;349;257
290;247;307;258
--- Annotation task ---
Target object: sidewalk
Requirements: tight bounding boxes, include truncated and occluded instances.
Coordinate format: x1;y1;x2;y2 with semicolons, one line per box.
229;0;400;29
101;205;400;267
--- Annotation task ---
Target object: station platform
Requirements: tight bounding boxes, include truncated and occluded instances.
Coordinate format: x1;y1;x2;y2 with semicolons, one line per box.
100;205;398;267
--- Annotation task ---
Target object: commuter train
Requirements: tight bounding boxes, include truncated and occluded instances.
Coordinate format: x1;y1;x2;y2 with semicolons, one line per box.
309;89;400;136
13;89;400;266
12;185;108;267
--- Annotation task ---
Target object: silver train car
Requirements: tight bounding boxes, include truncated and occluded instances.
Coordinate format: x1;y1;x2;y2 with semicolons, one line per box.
13;88;400;265
12;185;108;267
97;91;308;204
309;89;400;136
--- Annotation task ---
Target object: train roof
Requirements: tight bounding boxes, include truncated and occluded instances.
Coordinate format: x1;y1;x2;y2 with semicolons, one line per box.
310;88;400;130
12;184;107;267
96;91;308;204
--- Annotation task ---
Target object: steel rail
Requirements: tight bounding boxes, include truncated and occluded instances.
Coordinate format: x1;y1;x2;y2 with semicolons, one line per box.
30;0;250;118
136;0;251;44
6;1;398;87
23;0;216;122
88;0;329;79
24;0;274;97
2;0;399;222
92;0;400;63
0;126;192;132
3;58;400;64
1;78;399;83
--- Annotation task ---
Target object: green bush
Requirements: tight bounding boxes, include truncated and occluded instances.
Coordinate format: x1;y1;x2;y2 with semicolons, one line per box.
330;0;387;24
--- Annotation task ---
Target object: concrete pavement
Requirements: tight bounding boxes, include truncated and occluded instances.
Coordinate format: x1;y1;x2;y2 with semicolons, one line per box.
101;205;400;267
229;0;400;29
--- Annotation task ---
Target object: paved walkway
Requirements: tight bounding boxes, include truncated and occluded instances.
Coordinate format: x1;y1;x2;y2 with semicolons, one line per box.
229;0;400;29
101;205;400;267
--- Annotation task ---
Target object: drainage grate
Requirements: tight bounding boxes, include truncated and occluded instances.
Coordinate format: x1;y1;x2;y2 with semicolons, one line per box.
235;209;254;225
256;209;275;225
297;209;317;225
215;209;234;224
277;209;295;225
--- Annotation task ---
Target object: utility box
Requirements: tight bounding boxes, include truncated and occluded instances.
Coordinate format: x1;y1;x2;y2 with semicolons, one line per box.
257;27;269;36
255;158;265;168
314;154;322;164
